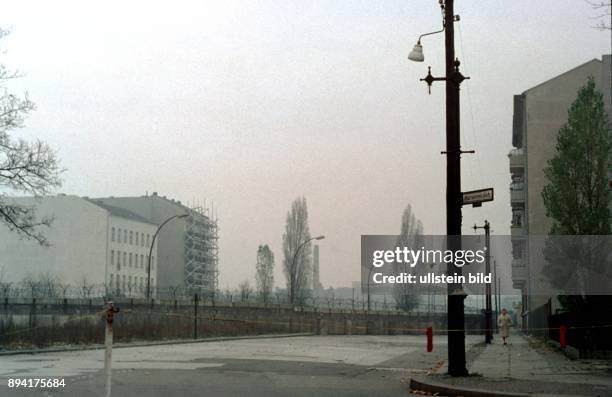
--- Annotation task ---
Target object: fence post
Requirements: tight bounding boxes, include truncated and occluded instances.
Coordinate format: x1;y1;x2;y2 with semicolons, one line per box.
194;293;199;340
104;301;119;397
29;298;36;328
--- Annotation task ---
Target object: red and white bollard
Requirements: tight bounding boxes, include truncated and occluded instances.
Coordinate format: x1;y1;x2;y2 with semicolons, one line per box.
104;301;120;397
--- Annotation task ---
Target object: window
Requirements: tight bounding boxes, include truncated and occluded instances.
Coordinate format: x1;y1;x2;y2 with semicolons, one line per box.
122;275;126;289
141;233;145;246
129;253;132;267
111;250;114;265
117;251;121;271
151;256;155;270
146;234;150;247
123;230;127;243
115;277;120;290
140;254;144;268
111;228;115;242
117;228;121;243
135;232;139;246
110;274;114;284
123;252;127;267
146;255;149;269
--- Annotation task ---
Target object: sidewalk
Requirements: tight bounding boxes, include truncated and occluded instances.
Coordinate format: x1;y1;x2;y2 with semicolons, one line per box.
411;332;612;397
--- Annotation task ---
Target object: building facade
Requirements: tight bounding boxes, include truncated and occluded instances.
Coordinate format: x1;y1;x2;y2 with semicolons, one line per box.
509;55;612;327
95;193;219;297
0;195;158;297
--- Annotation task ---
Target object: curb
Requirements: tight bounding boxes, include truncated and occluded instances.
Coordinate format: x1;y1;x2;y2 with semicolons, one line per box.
0;332;315;356
409;377;530;397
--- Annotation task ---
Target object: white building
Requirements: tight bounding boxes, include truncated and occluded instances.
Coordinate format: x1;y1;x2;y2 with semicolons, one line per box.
0;194;158;297
508;55;611;327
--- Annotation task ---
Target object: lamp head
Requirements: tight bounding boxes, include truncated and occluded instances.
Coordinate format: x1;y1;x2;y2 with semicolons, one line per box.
314;235;325;240
408;42;424;62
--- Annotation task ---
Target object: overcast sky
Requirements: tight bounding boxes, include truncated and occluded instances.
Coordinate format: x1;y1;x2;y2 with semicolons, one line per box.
1;1;610;290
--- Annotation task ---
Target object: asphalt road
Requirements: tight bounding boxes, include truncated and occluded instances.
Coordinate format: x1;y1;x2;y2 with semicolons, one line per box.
0;334;482;396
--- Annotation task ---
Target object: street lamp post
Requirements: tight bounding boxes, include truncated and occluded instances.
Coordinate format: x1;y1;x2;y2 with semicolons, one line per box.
146;213;189;300
474;220;492;344
290;235;324;305
409;0;469;376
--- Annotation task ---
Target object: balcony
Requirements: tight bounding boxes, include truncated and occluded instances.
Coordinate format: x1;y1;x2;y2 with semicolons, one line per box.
510;182;525;203
512;262;528;284
511;225;525;237
508;148;525;170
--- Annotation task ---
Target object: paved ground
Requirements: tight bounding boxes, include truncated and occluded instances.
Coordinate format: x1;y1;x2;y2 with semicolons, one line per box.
423;332;612;396
0;334;482;397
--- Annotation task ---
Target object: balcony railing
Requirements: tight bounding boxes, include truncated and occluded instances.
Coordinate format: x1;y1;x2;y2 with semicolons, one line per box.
510;182;525;202
508;148;525;169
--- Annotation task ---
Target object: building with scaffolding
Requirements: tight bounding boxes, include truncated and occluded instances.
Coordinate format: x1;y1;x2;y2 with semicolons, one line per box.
95;193;219;297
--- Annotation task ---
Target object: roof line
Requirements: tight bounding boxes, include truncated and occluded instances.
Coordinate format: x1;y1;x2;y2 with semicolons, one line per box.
522;58;603;94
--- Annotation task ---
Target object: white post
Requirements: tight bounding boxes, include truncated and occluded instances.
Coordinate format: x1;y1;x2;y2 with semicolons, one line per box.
104;301;118;397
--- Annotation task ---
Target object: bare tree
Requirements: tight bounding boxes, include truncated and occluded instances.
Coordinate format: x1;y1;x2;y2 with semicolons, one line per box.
22;275;41;298
238;280;253;303
0;264;12;297
393;204;424;312
39;272;58;298
80;276;95;299
255;244;274;304
0;29;62;246
585;1;611;29
283;196;312;305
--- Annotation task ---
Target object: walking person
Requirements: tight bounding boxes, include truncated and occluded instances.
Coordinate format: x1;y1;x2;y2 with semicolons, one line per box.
497;308;513;345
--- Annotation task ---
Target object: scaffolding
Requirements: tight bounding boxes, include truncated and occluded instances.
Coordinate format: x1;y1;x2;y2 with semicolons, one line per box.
184;205;219;296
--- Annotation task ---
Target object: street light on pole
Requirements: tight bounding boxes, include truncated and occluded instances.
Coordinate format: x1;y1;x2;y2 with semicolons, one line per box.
146;213;189;300
290;235;324;305
409;0;469;376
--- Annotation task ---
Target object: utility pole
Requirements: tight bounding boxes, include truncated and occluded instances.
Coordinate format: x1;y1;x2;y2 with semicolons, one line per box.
474;220;492;344
409;0;469;375
443;0;469;376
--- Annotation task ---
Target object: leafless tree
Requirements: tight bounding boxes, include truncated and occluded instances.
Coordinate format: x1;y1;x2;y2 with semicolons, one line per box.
283;196;312;305
58;282;71;298
22;275;41;298
393;204;424;312
255;244;274;304
238;280;253;302
585;1;611;29
80;276;95;299
0;29;62;246
39;271;59;298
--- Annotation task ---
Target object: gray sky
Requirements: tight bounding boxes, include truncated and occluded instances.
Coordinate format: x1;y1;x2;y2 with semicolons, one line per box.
1;1;610;290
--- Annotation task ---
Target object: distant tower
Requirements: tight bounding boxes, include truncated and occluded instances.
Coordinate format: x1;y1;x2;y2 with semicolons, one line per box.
312;244;323;290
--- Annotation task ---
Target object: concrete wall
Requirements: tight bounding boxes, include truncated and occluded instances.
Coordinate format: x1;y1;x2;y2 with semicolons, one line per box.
0;195;108;287
0;298;484;349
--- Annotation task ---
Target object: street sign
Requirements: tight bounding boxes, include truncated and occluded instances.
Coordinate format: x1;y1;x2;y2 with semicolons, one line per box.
462;188;494;207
